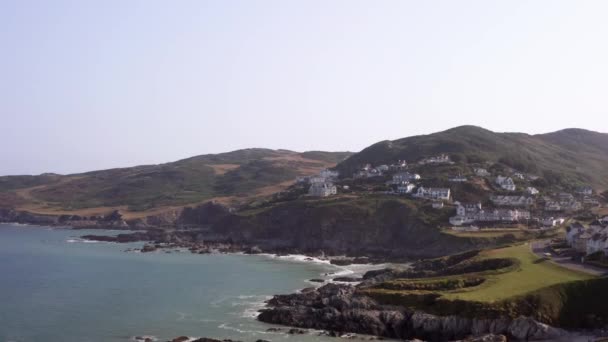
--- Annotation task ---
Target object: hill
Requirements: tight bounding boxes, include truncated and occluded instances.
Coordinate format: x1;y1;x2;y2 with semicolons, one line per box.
0;149;351;215
335;125;608;190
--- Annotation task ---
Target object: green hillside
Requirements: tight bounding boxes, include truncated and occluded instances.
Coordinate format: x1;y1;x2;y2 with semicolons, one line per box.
335;126;608;189
0;149;351;212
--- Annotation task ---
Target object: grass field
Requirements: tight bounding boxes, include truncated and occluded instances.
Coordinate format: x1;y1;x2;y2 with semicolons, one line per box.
442;244;592;302
364;243;593;303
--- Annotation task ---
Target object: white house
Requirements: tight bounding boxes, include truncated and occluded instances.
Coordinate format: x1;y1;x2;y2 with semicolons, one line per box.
392;172;420;184
496;176;516;191
308;183;337;197
576;186;593;196
448;175;467;182
566;222;585;246
376;165;390;172
432;201;445;209
586;234;608;255
319;169;339;180
416;187;451;200
396;184;416;194
526;187;540;195
513;172;525;180
473;168;490;177
542;217;565;227
545;201;562;212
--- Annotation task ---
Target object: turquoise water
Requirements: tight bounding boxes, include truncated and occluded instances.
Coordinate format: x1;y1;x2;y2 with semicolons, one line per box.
0;224;350;342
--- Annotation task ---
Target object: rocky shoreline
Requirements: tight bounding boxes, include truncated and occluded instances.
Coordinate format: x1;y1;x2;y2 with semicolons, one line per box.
257;283;575;342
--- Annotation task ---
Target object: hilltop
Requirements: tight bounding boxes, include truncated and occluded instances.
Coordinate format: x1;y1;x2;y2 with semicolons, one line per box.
335;125;608;190
0;149;351;216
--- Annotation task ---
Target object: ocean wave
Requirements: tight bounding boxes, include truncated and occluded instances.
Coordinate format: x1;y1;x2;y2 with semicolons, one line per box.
66;237;102;244
131;335;158;342
218;323;273;335
259;253;332;265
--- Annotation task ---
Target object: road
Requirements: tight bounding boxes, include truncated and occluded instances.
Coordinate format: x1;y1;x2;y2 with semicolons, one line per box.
531;240;608;277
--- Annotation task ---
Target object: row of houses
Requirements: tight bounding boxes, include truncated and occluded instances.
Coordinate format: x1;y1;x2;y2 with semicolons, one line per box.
490;195;535;207
415;187;451;200
389;172;421;184
449;202;531;226
418;154;451;165
566;220;608;255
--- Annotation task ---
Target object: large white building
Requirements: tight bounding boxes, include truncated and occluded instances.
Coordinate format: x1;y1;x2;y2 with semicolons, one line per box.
450;202;530;226
392;172;420;184
496;176;516;191
308;183;337;197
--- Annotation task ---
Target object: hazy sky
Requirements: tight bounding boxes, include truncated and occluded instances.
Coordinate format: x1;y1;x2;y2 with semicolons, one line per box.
1;0;608;175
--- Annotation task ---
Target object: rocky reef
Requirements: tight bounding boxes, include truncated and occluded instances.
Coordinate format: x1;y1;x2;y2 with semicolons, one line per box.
258;283;568;341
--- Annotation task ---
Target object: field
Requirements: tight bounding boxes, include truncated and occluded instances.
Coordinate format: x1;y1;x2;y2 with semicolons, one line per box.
442;244;591;302
361;243;598;324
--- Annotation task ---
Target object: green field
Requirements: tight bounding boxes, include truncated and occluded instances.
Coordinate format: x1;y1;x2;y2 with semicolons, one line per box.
442;244;592;302
362;243;598;324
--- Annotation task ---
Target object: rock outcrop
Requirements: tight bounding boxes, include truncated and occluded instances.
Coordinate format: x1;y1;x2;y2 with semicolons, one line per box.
258;284;568;341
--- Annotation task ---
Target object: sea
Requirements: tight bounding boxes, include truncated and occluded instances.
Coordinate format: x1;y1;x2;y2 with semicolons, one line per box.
0;223;387;342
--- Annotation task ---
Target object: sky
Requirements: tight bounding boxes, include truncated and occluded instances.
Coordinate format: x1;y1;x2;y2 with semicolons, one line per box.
1;0;608;175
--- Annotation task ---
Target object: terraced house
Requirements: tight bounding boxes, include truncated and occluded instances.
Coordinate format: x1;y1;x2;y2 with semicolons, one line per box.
415;187;451;200
490;195;535;207
450;202;530;226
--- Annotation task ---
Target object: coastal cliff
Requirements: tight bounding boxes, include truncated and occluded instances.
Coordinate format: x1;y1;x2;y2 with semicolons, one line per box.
0;198;498;260
258;284;567;341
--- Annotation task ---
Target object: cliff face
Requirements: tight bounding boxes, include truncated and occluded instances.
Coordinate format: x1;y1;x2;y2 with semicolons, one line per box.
258;284;568;341
0;198;503;259
211;198;488;259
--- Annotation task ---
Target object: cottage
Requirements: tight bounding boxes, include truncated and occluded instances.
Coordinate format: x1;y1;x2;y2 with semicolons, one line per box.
513;172;525;180
448;175;467;182
576;186;593;196
526;187;540;195
545;201;562;211
473;168;490;177
396;184;416;194
496;176;516;191
308;176;328;184
416;187;451;200
432;201;445;209
574;233;592;253
308;183;337;197
583;197;600;207
319;169;339;180
566;222;585;245
587;234;608;255
542;217;565;227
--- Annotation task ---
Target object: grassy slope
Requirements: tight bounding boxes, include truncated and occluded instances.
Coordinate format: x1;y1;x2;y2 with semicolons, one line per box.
0;149;351;213
336;126;608;190
362;243;603;327
443;244;591;302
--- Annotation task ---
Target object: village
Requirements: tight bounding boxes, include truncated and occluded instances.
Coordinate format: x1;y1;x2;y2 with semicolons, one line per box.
295;153;608;267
